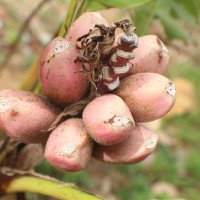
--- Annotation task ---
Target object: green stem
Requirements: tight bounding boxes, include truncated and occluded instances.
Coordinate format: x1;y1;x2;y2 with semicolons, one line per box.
20;59;40;92
75;0;91;19
140;0;159;35
58;0;79;37
34;81;42;95
0;176;104;200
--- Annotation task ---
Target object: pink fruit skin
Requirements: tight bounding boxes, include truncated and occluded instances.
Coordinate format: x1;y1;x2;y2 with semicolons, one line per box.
114;73;176;123
65;12;108;43
123;35;169;76
82;94;135;145
92;124;158;164
45;118;93;172
0;89;60;143
40;37;89;107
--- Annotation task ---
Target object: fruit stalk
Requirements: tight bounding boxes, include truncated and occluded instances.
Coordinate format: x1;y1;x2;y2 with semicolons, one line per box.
0;175;104;200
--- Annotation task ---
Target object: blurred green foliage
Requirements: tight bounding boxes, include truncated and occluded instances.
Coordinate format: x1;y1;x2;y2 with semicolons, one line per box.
86;0;154;11
131;0;200;40
84;0;200;41
161;62;200;200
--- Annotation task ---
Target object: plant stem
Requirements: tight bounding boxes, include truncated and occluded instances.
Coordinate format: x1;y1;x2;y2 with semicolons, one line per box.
19;59;40;92
59;0;79;37
0;176;104;200
140;0;159;35
34;81;42;94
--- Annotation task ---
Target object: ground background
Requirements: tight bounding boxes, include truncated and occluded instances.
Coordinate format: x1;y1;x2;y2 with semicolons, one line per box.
0;0;200;199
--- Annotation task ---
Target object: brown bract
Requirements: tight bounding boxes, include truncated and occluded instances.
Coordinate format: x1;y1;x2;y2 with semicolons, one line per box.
65;12;109;43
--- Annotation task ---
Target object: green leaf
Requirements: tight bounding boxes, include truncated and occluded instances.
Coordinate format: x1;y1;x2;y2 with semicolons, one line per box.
177;0;200;20
171;0;196;26
132;0;159;35
87;0;155;11
86;1;108;11
156;10;189;41
133;7;151;35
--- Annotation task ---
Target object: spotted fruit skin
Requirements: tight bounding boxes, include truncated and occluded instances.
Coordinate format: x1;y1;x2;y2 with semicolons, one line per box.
39;37;89;107
45;118;93;172
82;94;135;145
119;35;169;77
0;89;60;143
114;73;176;123
92;124;158;164
65;12;108;43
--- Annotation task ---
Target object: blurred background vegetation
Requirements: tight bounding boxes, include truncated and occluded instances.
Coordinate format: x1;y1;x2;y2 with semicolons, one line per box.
0;0;200;199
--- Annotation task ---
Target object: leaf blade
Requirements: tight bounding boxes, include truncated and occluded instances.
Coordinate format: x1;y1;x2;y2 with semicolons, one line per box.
87;0;155;11
156;10;189;41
